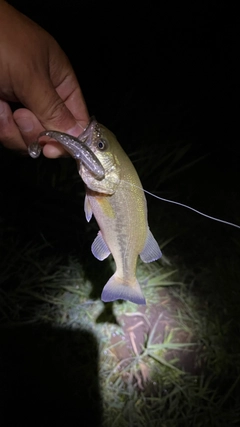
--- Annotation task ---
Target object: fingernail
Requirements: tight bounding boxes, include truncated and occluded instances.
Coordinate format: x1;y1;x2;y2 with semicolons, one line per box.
66;122;89;137
15;117;34;132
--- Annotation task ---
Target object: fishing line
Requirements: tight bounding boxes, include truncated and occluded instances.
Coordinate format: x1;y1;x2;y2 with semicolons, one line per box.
122;180;240;230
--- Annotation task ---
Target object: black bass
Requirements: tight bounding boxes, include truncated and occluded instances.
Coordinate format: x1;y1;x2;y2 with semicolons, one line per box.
81;118;162;304
35;118;162;304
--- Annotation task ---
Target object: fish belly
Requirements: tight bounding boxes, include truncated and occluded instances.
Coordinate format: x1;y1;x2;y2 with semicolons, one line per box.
87;188;148;304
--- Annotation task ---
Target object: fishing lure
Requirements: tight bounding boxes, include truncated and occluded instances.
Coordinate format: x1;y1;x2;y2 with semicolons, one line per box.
28;130;105;180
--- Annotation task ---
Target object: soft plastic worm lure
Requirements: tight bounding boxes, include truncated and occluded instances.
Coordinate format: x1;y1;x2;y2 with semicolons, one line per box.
28;128;105;180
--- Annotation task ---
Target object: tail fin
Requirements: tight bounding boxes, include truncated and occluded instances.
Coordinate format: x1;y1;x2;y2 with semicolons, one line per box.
101;274;146;305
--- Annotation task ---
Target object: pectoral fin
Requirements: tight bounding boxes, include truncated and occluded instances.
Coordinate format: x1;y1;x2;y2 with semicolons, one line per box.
91;231;111;261
140;228;162;263
84;195;92;222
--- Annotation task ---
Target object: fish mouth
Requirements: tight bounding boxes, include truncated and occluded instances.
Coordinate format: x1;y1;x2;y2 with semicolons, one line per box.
76;116;99;145
28;117;105;180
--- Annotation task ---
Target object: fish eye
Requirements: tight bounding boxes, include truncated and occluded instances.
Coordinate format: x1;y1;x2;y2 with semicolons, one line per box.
97;138;108;151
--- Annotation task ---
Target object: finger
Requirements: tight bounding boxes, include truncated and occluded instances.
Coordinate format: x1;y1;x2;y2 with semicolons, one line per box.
13;108;69;158
13;108;42;144
20;53;89;137
0;100;27;153
48;43;89;128
56;76;89;126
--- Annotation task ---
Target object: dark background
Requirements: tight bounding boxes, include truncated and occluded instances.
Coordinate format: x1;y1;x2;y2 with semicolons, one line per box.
8;1;240;151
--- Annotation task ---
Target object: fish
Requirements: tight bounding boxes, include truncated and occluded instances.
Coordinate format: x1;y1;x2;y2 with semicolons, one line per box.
40;117;161;305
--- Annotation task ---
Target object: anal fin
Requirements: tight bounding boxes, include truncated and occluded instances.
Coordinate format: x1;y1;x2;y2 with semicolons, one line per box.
140;228;162;263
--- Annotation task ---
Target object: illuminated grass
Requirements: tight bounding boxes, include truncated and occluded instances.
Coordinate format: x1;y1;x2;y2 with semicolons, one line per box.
1;230;240;426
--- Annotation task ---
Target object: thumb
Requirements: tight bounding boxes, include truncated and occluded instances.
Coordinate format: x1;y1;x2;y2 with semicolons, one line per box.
23;75;89;137
14;74;90;157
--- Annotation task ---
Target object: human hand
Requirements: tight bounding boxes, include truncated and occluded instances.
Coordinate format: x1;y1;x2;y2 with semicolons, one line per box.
0;1;89;157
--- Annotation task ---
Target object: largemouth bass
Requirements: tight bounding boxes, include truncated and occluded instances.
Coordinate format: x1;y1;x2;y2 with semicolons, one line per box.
36;117;162;304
